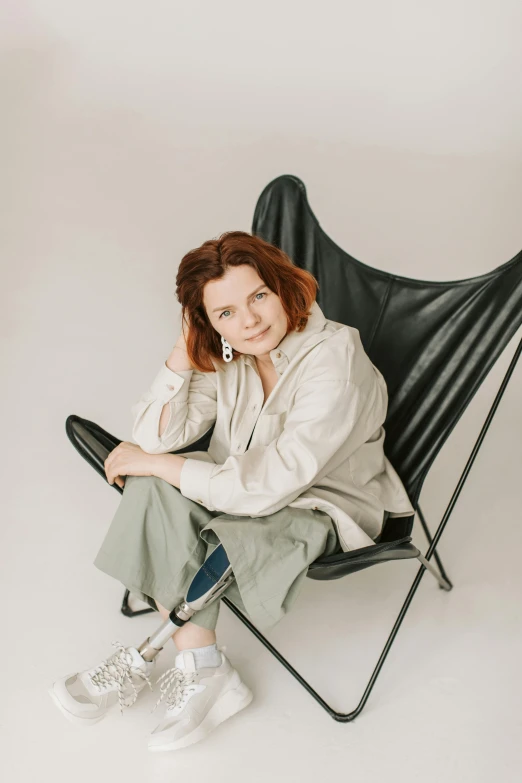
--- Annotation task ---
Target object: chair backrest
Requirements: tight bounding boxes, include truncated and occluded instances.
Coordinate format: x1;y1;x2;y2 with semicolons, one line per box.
252;175;522;509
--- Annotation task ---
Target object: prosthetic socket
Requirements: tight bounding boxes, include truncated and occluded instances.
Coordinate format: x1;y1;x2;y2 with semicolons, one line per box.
137;544;234;662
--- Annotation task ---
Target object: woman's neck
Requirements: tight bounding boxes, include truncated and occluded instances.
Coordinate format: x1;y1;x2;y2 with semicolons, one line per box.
255;355;276;373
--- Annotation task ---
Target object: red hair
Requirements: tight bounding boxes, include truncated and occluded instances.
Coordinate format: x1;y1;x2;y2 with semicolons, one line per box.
175;231;319;372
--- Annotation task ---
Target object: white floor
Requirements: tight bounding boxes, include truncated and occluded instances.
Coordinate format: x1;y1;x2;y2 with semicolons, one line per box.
3;322;521;782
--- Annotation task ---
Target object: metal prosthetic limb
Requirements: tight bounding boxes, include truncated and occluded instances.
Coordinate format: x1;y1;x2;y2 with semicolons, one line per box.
136;544;234;662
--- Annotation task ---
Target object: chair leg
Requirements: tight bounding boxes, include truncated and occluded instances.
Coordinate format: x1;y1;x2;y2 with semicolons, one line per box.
221;553;435;722
416;504;453;590
121;589;155;618
416;553;452;590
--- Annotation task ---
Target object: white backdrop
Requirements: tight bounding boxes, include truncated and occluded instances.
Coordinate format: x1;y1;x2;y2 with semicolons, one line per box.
2;2;521;782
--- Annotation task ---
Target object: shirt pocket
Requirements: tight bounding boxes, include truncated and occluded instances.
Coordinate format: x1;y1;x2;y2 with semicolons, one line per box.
253;411;286;447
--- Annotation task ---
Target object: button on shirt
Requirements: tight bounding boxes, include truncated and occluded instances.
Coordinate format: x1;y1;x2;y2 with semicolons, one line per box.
131;301;415;551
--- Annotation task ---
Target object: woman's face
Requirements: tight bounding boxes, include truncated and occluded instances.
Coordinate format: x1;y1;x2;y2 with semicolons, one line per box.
203;264;289;359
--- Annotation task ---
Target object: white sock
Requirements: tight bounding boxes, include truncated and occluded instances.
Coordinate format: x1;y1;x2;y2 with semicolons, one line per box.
177;643;221;670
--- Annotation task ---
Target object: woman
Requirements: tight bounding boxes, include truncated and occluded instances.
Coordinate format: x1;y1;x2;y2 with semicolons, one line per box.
49;231;414;751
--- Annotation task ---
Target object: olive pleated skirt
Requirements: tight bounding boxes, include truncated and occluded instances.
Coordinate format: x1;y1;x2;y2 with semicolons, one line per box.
93;474;340;633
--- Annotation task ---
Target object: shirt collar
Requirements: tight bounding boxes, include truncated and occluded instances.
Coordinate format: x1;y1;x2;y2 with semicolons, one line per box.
243;300;327;375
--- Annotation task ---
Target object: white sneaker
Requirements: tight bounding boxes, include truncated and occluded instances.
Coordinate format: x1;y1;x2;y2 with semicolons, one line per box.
148;647;253;752
48;640;155;726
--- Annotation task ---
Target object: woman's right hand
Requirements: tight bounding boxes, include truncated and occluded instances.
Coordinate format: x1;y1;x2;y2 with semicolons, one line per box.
176;311;191;350
166;311;194;371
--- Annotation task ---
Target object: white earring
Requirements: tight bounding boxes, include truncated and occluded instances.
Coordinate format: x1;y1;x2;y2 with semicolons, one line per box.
221;335;233;362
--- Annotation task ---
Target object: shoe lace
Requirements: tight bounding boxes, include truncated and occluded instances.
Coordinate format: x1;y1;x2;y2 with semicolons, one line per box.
88;640;153;716
150;645;227;714
151;666;198;713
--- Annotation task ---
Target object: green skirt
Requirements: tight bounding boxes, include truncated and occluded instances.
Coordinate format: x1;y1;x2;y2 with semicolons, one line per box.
93;474;340;633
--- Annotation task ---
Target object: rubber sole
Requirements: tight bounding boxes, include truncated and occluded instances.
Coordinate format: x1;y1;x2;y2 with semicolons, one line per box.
147;681;253;752
48;686;106;727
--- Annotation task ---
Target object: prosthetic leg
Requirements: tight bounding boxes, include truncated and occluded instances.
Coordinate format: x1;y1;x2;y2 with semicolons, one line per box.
136;543;235;662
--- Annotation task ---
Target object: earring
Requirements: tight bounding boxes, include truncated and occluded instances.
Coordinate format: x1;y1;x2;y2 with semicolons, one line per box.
221;335;233;362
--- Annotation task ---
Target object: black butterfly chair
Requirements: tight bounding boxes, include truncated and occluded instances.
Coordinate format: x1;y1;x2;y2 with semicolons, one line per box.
66;174;522;723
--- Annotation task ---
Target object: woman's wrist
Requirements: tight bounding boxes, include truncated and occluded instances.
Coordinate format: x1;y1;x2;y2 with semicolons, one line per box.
166;342;192;372
152;453;186;488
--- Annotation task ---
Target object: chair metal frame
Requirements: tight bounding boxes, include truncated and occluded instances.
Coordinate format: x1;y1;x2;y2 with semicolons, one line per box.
120;335;521;721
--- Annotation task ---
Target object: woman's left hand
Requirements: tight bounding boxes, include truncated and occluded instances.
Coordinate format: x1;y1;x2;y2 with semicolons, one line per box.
104;442;155;488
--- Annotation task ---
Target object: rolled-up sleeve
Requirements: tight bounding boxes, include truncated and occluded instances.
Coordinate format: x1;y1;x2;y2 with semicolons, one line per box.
179;374;387;516
131;363;217;454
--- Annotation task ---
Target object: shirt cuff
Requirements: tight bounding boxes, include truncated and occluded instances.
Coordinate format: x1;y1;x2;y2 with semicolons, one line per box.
179;458;216;509
149;363;193;404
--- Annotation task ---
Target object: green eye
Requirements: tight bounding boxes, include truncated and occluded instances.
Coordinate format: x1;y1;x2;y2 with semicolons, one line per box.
219;292;266;318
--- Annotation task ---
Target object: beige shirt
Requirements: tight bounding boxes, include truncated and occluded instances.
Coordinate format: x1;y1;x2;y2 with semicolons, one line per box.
131;301;415;551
